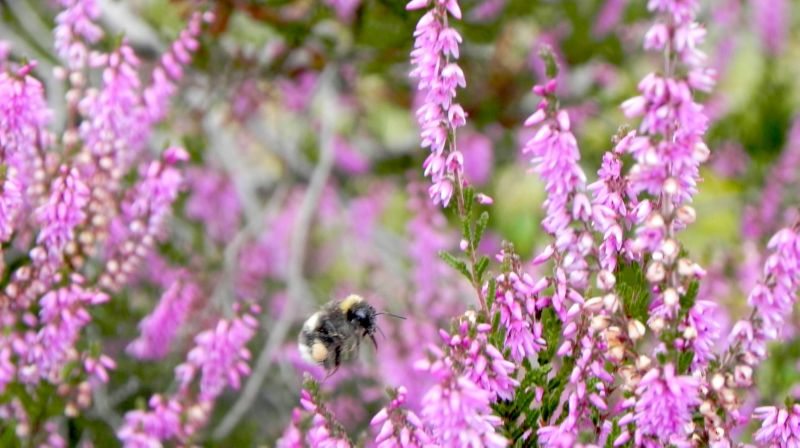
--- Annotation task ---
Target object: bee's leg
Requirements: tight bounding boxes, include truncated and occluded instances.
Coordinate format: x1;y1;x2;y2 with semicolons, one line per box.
324;348;342;381
370;333;378;350
324;365;339;381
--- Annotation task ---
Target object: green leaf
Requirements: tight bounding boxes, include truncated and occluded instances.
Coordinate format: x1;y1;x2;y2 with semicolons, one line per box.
604;419;622;448
540;307;562;364
475;256;490;283
538;45;559;79
680;281;699;311
677;351;695;374
474;211;489;247
486;278;497;311
543;394;560;421
616;262;650;322
463;186;475;217
438;251;472;281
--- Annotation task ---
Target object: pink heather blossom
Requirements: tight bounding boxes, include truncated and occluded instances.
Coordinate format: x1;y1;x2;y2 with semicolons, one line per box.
751;0;789;55
440;317;518;400
35;165;90;255
333;136;370;175
753;405;800;447
54;0;103;69
79;43;148;172
743;118;800;240
120;306;255;446
415;313;511;447
458;130;493;185
680;299;721;368
175;310;258;401
0;65;51;242
491;252;547;362
523;81;588;237
0;338;12;393
185;167;242;243
733;226;800;361
466;0;507;22
621;0;714;217
371;386;436;447
409;0;467;206
127;277;201;360
16;281;108;384
324;0;362;21
634;364;699;445
419;373;506;447
101;149;187;291
278;71;319;112
143;12;209;124
118;395;183;447
524;78;592;327
647;0;698;23
276;408;304;448
588;135;634;272
593;0;629;36
298;387;352;447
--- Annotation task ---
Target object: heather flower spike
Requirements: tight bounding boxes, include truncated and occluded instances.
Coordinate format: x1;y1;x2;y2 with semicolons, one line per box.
408;0;467;207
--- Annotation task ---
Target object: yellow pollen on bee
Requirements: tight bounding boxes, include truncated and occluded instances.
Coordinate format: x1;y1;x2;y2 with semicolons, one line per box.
311;341;328;363
339;294;364;312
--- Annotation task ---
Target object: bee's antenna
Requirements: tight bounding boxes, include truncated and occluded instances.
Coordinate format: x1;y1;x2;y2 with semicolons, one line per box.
376;311;406;320
376;325;387;341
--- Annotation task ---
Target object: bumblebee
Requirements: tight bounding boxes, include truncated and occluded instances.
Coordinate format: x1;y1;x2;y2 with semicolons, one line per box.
298;294;399;374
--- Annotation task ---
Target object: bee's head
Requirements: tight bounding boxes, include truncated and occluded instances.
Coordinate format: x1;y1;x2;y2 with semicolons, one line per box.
348;301;377;336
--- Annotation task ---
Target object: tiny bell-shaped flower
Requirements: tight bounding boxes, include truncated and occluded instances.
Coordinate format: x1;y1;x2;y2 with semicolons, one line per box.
628;320;646;341
646;261;666;283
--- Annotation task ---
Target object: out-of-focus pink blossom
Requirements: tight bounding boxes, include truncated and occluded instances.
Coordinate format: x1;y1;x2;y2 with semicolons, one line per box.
185;167;242;243
751;0;789;55
127;277;201;360
458;130;493;185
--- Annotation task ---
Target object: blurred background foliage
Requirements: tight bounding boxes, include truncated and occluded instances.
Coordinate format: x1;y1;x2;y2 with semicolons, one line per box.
1;0;799;445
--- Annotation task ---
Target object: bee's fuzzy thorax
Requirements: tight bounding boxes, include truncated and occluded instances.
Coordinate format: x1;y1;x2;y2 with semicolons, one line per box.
298;295;383;374
339;294;364;312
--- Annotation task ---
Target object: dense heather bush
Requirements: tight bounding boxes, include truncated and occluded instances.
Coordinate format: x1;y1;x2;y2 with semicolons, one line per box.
0;0;798;446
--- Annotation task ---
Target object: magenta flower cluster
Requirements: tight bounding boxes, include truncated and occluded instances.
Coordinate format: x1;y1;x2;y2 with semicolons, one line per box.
0;2;266;446
408;0;468;206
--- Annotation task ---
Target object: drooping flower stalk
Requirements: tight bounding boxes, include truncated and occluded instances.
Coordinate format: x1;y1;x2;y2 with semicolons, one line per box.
407;0;467;207
406;0;492;313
